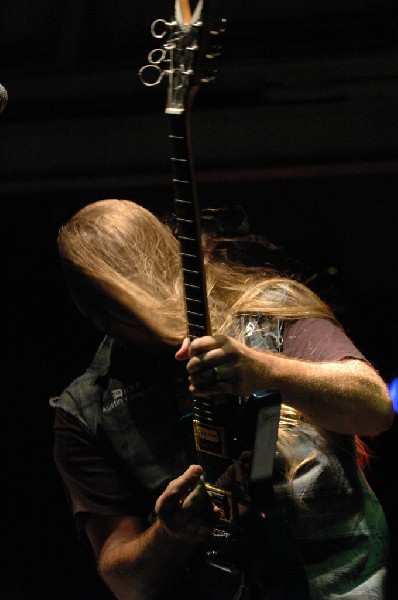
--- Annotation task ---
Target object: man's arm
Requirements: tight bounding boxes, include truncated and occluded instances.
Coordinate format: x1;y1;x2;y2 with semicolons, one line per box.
85;465;218;600
176;336;394;436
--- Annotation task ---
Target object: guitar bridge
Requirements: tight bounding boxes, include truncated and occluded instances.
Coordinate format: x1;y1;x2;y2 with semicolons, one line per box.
206;484;236;524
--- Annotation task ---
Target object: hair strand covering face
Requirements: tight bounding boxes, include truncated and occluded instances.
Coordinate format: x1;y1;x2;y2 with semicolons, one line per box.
58;199;187;345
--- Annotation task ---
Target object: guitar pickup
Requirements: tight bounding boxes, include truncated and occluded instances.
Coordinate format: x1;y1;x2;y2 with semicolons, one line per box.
193;420;227;458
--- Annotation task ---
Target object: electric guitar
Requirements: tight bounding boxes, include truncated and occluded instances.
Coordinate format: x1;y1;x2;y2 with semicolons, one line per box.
140;3;310;597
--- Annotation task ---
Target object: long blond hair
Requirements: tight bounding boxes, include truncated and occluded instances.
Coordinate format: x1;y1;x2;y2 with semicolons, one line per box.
58;199;337;340
58;199;187;344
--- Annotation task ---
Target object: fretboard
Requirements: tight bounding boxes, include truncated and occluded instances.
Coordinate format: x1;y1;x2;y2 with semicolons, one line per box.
168;112;211;340
168;111;220;435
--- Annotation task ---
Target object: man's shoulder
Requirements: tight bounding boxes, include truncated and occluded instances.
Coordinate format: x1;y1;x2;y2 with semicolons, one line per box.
283;317;366;363
49;335;114;422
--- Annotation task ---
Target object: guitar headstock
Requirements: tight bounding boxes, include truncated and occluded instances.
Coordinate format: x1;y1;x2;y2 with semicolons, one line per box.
139;1;225;114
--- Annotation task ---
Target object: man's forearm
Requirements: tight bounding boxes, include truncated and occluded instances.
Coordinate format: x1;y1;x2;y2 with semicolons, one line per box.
255;352;393;435
183;335;393;436
98;518;198;600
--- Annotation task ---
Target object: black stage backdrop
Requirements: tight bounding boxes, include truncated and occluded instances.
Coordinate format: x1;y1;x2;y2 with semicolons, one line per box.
1;1;397;597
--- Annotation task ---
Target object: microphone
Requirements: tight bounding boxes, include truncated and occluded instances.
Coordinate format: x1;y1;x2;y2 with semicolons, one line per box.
0;83;8;113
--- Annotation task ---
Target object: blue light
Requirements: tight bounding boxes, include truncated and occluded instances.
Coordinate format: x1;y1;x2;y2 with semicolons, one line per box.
388;377;398;413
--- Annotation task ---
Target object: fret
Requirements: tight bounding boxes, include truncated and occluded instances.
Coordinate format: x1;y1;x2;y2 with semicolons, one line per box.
187;313;205;321
177;217;195;224
179;235;197;241
187;310;206;321
175;198;191;204
188;320;205;327
184;282;201;289
187;310;205;318
195;416;214;425
173;178;190;184
198;414;214;422
182;268;200;275
187;307;205;316
187;305;205;315
194;406;214;416
181;252;200;260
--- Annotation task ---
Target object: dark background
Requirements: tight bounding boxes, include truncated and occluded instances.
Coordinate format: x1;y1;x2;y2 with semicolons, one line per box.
1;1;397;598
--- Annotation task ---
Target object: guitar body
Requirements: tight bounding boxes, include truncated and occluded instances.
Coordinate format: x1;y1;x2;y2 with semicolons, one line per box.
140;4;310;598
181;390;309;600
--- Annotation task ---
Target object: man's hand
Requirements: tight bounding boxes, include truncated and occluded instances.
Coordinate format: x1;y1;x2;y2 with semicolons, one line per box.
176;335;265;397
155;465;219;542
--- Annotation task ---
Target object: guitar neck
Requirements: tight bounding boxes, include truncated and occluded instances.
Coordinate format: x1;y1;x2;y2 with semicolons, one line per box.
140;1;223;339
168;111;224;467
168;111;211;339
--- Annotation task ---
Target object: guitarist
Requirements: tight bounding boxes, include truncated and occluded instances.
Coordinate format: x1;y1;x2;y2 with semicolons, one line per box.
51;198;393;600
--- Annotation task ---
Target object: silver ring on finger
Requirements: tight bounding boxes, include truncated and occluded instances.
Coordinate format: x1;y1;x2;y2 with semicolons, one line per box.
212;366;222;381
